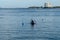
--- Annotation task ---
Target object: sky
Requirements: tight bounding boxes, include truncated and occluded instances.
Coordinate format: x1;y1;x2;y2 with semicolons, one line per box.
0;0;60;8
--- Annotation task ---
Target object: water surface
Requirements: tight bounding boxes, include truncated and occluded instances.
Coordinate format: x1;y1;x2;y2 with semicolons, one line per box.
0;8;60;40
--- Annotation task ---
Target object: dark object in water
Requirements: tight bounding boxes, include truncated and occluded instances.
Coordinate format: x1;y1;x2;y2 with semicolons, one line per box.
22;23;24;26
30;20;35;26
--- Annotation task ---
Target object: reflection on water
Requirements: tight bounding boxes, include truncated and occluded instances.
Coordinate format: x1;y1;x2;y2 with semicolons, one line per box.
0;8;60;40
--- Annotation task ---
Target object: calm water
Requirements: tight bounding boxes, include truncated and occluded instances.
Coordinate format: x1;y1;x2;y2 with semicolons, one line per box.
0;8;60;40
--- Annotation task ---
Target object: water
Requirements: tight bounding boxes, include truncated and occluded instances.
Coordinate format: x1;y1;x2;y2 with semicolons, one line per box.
0;8;60;40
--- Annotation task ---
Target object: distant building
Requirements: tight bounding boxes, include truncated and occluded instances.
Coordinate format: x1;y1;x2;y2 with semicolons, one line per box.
44;2;52;8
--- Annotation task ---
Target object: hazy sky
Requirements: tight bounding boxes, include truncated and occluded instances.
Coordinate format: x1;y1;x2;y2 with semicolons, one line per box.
0;0;60;8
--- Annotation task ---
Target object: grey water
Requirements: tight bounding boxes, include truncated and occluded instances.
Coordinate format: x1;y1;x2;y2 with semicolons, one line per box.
0;8;60;40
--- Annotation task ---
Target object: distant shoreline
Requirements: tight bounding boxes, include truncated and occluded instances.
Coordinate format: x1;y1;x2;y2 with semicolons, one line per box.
0;7;60;10
28;6;60;9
